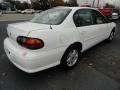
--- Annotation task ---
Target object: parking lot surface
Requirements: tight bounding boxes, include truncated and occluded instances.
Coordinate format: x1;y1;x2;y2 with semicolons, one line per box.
0;20;120;90
0;14;34;21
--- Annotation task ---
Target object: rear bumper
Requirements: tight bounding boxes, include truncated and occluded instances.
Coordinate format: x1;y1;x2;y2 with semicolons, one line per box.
4;38;66;73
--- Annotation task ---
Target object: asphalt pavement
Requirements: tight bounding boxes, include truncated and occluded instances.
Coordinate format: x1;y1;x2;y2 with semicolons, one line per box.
0;20;120;90
0;14;34;21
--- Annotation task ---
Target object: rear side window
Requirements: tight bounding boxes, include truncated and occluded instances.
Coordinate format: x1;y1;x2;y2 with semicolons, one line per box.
92;10;106;24
73;9;93;27
31;8;71;25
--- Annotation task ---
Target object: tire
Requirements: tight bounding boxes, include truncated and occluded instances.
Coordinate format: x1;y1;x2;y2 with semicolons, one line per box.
60;46;81;70
107;30;115;42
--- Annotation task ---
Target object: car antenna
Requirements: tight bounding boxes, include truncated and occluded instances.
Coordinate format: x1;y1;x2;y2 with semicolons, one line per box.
47;0;52;30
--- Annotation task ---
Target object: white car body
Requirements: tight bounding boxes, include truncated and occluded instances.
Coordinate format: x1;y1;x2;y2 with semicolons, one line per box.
4;7;116;73
112;12;119;20
21;9;35;14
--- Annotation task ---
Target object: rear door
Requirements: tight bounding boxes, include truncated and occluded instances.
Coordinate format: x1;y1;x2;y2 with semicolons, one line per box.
73;9;101;51
73;9;107;51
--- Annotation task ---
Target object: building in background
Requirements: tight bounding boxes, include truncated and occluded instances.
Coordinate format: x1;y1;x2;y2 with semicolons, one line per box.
0;2;11;10
0;0;15;10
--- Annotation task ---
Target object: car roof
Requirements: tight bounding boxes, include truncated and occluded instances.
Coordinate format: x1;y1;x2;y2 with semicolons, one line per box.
54;6;97;11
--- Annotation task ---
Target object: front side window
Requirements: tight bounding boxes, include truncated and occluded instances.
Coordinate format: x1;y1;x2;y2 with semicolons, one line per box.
92;10;106;24
73;9;93;27
31;8;71;25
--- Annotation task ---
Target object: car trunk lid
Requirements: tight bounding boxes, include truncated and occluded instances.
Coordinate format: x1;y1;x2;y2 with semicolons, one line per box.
7;22;50;42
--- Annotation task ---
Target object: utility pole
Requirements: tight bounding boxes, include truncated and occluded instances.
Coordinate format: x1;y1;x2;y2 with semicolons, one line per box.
92;0;101;8
97;0;100;8
115;0;117;8
92;0;95;7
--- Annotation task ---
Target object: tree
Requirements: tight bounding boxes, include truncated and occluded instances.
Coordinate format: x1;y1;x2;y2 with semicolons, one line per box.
68;0;78;6
4;0;15;5
38;0;49;10
15;1;22;10
22;2;31;10
104;3;115;8
31;1;41;10
4;0;12;2
3;0;16;10
52;0;64;7
31;0;65;10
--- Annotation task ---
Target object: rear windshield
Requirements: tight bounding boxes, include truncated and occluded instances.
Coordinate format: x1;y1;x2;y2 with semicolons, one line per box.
31;8;71;25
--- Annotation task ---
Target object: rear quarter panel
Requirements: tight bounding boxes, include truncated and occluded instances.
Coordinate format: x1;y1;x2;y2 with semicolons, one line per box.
107;22;116;33
28;26;81;52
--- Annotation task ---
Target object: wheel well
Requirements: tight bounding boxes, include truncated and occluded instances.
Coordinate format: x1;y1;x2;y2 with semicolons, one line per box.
112;27;116;32
66;42;82;52
60;42;82;64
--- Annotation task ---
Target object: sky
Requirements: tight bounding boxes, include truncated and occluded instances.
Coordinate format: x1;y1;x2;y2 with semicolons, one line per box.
0;0;120;7
77;0;120;7
0;0;31;3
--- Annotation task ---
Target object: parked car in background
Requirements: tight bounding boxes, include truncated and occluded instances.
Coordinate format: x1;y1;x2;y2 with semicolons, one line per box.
112;9;120;14
112;9;119;20
4;7;116;73
17;10;22;13
112;12;119;20
99;8;112;20
119;9;120;16
21;9;35;14
0;10;2;16
35;10;42;13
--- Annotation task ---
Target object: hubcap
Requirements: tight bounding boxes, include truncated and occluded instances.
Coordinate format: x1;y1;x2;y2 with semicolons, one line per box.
66;49;79;67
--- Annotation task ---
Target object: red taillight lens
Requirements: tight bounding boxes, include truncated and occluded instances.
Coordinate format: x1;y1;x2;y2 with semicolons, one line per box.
24;38;44;49
17;36;44;50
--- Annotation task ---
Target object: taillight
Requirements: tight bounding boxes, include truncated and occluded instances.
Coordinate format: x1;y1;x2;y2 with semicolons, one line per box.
17;36;44;50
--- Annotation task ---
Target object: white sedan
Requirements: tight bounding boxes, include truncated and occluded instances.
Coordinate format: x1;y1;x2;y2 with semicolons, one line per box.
4;7;116;73
21;9;35;14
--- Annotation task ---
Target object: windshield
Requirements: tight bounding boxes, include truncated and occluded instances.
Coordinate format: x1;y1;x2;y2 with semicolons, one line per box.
31;8;71;25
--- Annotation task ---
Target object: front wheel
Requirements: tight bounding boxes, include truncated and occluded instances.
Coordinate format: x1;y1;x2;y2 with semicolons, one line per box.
60;47;80;69
107;31;115;42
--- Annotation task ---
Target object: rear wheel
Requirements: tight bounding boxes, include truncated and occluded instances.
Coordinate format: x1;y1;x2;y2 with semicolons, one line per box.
60;46;81;69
